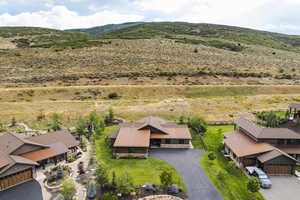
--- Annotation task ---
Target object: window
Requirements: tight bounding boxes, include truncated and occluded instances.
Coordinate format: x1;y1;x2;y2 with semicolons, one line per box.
166;139;171;144
179;139;185;144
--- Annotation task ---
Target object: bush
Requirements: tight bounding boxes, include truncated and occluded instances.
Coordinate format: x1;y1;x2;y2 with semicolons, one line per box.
226;161;238;174
61;179;76;200
116;172;135;195
102;192;118;200
50;113;62;131
160;170;173;187
0;122;5;132
51;181;57;186
11;117;17;127
107;92;120;99
96;164;109;187
67;156;76;163
104;108;115;125
247;177;260;193
208;152;216;160
216;171;226;182
188;116;207;136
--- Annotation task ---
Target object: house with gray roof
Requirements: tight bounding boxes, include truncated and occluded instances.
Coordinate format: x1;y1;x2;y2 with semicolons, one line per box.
225;116;299;175
0;131;79;191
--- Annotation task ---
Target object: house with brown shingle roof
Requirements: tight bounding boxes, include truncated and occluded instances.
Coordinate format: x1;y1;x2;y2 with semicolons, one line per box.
109;117;192;158
0;130;79;191
224;117;299;175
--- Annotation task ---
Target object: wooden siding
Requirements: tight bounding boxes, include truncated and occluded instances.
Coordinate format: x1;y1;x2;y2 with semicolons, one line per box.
264;155;296;165
242;158;257;167
0;169;33;191
0;164;32;178
265;165;294;175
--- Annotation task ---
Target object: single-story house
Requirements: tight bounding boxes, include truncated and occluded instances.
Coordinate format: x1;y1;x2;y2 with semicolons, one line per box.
224;117;299;175
109;116;192;158
0;130;79;191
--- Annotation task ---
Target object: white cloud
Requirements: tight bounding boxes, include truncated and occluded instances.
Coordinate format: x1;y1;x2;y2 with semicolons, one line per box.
0;5;144;30
134;0;271;23
0;0;300;34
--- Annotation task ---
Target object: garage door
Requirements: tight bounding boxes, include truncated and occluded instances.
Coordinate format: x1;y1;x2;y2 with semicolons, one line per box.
0;169;33;191
265;165;293;175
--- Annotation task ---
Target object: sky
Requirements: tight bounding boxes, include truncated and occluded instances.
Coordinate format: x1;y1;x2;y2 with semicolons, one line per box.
0;0;300;34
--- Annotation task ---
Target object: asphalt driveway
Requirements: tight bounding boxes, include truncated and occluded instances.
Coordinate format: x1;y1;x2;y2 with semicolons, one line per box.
0;180;43;200
150;149;223;200
261;176;300;200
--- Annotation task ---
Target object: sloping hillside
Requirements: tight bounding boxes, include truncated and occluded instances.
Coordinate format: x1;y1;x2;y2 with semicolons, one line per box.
97;22;300;52
0;22;300;86
68;22;142;35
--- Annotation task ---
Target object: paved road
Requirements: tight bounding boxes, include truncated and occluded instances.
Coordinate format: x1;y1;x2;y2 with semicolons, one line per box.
150;149;223;200
0;180;43;200
261;176;300;200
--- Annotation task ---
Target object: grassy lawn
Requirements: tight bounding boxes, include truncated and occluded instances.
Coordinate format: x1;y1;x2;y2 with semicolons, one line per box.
191;125;234;150
95;126;186;190
198;125;265;200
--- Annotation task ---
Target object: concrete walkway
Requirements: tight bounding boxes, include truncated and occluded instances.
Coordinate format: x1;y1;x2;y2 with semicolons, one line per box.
150;149;223;200
68;148;89;200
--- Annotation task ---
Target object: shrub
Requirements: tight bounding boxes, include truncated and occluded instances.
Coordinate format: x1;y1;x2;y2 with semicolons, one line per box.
116;172;135;195
104;108;115;125
82;179;88;185
107;92;120;99
216;171;226;183
50;113;62;131
102;192;118;200
61;179;76;200
0;122;5;132
188;116;207;136
226;161;238;174
67;156;76;163
11;117;17;127
247;177;260;193
51;181;57;186
160;170;173;187
112;171;117;188
208;152;216;160
96;164;109;187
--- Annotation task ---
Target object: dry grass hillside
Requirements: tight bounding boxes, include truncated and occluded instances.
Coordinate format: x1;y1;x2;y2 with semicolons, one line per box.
0;85;299;125
1;23;300;87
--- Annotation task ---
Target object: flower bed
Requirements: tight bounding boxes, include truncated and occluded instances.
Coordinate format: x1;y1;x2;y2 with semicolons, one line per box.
44;165;72;191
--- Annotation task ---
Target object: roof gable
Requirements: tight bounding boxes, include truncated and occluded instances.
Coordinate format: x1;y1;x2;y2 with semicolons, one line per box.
27;130;79;148
113;116;191;147
137;116;169;134
258;149;297;163
235;117;300;140
224;131;274;157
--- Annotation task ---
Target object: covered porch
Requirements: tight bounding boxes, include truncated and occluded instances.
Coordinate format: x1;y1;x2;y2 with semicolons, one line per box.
150;138;191;148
